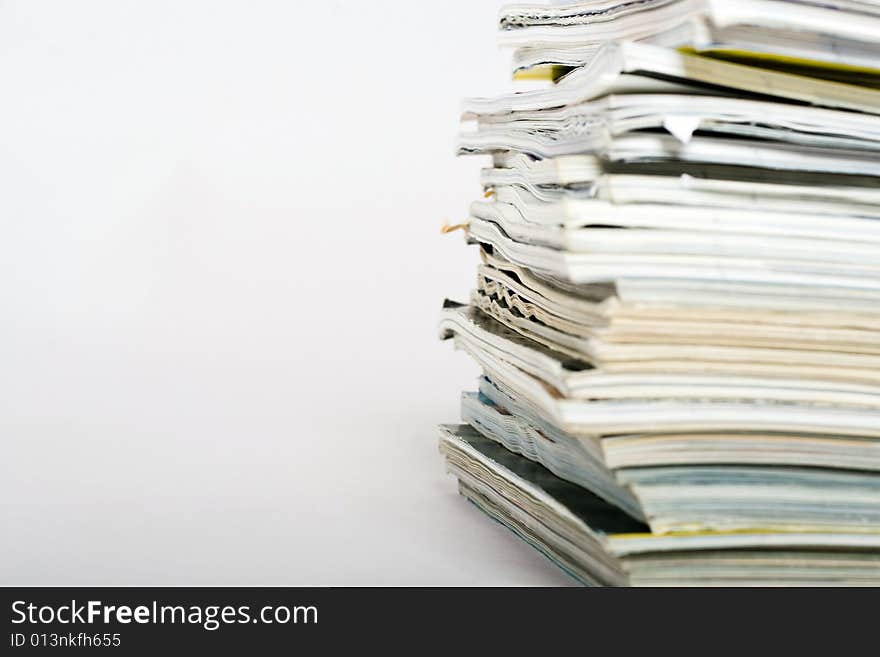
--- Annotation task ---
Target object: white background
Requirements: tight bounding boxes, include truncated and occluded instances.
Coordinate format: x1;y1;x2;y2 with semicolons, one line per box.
0;0;573;584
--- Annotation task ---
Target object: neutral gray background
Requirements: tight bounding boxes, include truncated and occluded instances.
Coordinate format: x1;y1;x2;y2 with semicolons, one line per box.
1;0;573;585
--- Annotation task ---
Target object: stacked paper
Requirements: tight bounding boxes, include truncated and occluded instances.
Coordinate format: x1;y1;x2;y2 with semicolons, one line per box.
439;0;880;586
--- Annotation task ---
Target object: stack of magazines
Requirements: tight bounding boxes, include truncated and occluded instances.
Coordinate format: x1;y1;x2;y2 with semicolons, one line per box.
438;0;880;586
